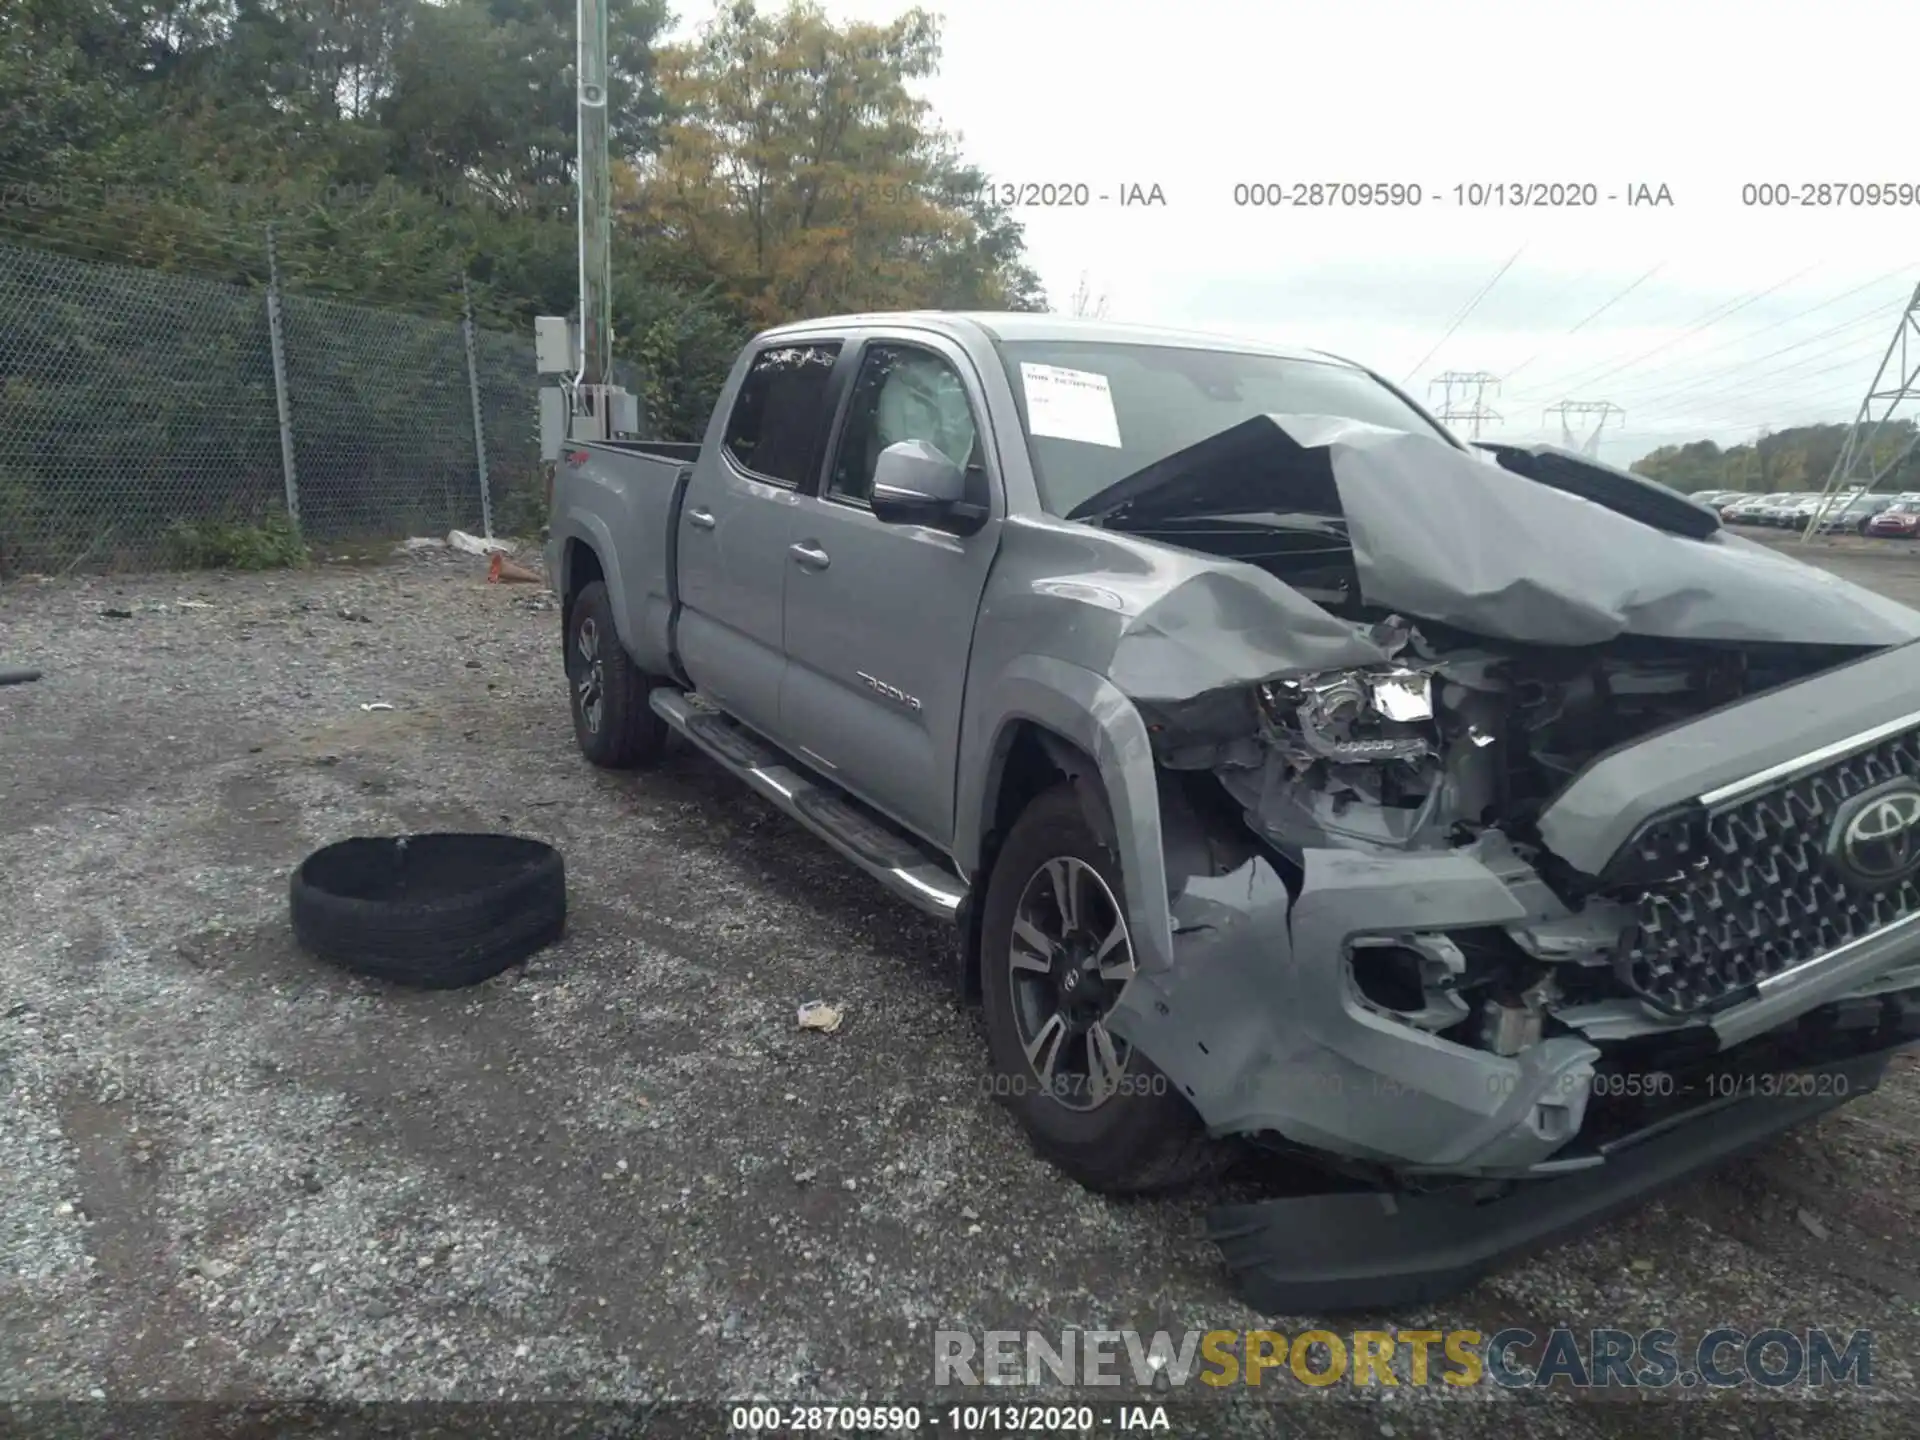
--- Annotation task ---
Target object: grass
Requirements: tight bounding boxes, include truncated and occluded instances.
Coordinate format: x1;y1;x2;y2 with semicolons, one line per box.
163;513;310;571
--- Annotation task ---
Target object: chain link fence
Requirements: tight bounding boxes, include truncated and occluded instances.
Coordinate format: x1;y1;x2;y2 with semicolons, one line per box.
0;238;571;576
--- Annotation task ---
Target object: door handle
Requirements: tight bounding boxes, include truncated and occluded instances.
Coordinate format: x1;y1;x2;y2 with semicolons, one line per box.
687;508;716;531
789;541;831;571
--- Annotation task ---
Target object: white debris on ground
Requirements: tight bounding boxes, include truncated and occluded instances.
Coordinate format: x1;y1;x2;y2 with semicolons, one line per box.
796;1001;845;1034
448;531;516;557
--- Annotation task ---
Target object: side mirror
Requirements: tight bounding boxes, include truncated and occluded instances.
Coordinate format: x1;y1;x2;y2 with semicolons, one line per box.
870;440;967;527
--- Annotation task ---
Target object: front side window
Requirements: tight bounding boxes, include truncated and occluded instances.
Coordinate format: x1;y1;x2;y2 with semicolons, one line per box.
828;344;980;504
992;339;1455;517
721;342;842;486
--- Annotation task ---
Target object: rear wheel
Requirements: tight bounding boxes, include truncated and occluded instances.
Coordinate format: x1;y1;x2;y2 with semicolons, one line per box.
566;581;667;768
979;785;1219;1194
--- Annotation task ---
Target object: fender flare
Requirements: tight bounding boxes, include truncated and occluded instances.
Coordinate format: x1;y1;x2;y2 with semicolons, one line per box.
956;655;1176;974
552;512;638;654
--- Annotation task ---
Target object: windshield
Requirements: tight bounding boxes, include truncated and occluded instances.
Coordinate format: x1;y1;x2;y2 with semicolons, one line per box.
992;340;1457;517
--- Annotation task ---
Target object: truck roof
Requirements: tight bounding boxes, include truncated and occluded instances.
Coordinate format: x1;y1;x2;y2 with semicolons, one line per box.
757;310;1358;368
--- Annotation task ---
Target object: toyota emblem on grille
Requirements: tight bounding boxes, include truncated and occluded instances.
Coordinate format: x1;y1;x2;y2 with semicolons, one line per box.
1829;779;1920;889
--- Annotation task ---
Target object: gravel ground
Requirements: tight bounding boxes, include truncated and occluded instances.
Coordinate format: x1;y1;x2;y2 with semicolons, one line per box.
5;530;1920;1436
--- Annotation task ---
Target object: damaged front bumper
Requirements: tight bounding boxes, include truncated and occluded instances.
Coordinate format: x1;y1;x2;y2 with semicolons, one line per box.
1110;625;1920;1173
1207;992;1920;1313
1109;843;1611;1175
1103;627;1920;1309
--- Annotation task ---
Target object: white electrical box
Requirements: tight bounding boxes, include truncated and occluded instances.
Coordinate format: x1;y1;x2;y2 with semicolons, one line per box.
538;387;567;460
609;388;640;436
534;317;575;375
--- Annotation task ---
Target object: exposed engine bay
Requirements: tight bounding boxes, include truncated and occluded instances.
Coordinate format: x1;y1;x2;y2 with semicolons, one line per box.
1207;627;1842;861
1079;417;1919;1065
1139;620;1854;1044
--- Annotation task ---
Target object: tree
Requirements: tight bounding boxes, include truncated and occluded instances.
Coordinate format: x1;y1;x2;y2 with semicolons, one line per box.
1632;420;1920;494
630;1;1045;324
382;0;667;208
1;0;1038;445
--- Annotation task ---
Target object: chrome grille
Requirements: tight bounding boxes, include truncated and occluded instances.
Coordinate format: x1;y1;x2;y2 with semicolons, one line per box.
1615;726;1920;1015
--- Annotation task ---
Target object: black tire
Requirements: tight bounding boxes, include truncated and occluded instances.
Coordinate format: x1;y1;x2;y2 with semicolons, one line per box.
566;581;667;768
979;785;1219;1194
290;834;565;988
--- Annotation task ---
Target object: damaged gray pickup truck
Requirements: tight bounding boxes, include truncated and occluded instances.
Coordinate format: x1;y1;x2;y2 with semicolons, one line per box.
547;313;1920;1311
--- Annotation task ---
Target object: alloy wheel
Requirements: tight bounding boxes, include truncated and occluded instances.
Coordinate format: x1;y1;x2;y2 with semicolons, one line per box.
1006;855;1137;1112
575;617;605;734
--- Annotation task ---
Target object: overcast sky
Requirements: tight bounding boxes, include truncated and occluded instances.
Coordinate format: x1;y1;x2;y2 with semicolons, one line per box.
685;0;1918;466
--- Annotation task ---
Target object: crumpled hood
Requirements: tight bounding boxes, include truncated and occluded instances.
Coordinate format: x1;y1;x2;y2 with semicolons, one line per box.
1070;413;1920;650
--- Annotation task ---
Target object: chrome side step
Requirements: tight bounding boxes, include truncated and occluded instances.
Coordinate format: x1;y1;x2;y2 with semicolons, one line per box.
649;688;968;921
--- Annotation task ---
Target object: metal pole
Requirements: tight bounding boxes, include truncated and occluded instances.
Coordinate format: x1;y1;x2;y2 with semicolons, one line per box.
265;225;300;526
575;0;612;392
461;277;494;538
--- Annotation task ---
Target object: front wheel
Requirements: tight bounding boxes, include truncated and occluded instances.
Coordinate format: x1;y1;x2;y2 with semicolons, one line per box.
565;581;668;769
978;785;1219;1194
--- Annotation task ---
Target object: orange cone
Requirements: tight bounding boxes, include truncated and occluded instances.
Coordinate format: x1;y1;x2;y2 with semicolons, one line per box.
488;552;541;585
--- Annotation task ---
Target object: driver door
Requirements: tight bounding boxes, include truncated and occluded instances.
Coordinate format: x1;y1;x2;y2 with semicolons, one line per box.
778;334;1004;849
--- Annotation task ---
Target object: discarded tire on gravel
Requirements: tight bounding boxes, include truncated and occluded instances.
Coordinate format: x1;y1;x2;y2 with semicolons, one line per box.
290;834;565;988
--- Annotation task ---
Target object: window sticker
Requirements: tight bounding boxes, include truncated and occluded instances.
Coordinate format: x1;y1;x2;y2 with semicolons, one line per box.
1020;363;1123;448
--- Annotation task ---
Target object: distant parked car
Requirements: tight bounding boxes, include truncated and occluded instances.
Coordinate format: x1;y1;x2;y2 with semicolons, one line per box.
1754;496;1807;526
1811;495;1896;535
1721;496;1774;524
1869;500;1920;539
1779;494;1843;527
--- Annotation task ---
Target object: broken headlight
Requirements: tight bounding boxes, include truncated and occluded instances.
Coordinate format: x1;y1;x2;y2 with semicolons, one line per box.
1258;667;1436;764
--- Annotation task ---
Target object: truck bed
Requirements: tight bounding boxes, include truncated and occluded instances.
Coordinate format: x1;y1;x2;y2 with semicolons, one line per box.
548;440;699;677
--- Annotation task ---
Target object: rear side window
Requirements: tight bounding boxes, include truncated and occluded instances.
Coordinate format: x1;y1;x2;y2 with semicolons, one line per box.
722;342;842;485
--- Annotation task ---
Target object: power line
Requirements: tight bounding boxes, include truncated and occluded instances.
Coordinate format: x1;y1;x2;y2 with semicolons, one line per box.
1615;373;1874;435
1399;246;1525;385
1491;267;1915;446
1616;324;1895;424
1585;264;1913;393
1623;369;1886;444
1506;264;1819;403
1605;310;1897;421
1499;262;1665;383
1610;306;1895;411
1505;273;1913;455
1516;368;1877;451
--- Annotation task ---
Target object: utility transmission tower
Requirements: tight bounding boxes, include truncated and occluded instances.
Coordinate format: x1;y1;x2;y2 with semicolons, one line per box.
1068;271;1110;319
1799;281;1920;541
1543;400;1626;457
1430;370;1503;439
